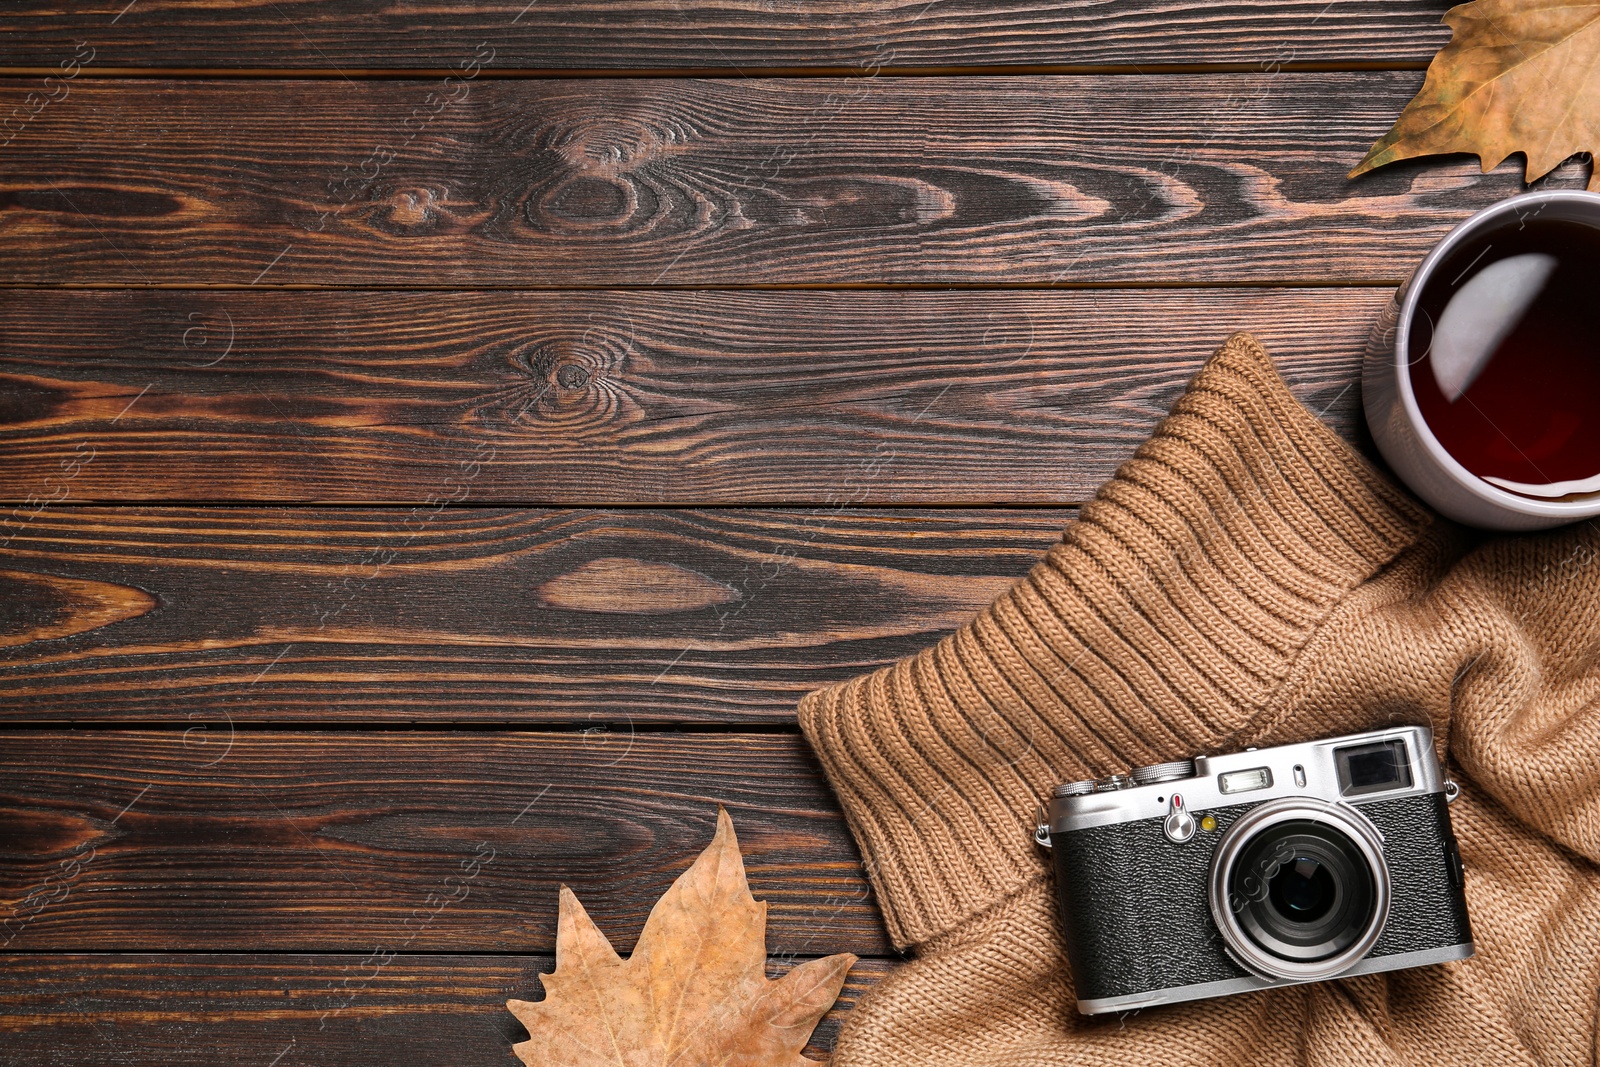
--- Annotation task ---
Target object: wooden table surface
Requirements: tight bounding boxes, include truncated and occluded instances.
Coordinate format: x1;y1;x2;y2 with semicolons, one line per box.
0;3;1588;1062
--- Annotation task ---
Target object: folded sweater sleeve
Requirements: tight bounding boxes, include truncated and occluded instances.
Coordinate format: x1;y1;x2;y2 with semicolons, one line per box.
797;333;1432;950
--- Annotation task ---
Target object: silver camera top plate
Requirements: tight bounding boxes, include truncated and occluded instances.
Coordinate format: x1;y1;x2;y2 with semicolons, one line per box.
1047;725;1443;837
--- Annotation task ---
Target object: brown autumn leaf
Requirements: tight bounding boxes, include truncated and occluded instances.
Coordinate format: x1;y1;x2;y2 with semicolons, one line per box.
1350;0;1600;190
506;807;857;1066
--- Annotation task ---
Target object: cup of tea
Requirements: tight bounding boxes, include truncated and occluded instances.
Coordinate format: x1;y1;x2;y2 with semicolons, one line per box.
1363;190;1600;530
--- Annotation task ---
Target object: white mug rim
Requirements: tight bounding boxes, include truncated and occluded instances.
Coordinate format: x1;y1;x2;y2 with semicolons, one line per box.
1392;189;1600;520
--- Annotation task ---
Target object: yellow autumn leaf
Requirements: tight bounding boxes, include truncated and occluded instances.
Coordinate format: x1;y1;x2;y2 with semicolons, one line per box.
507;807;856;1066
1350;0;1600;190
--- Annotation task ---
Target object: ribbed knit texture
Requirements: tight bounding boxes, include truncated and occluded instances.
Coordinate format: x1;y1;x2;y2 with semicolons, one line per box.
799;333;1600;1065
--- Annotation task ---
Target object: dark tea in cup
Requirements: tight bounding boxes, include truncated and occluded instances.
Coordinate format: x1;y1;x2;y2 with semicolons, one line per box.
1406;217;1600;501
1363;190;1600;530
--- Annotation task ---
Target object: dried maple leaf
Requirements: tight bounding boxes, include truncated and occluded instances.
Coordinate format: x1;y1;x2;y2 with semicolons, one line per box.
507;807;857;1066
1350;0;1600;190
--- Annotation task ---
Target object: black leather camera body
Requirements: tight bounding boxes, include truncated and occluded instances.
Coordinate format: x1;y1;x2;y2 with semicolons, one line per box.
1035;726;1474;1014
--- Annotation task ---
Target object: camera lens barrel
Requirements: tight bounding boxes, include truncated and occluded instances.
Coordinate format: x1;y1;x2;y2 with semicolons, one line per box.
1208;798;1391;981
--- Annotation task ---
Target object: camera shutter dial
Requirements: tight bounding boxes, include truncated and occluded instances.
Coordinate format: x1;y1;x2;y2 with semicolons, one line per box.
1130;758;1197;786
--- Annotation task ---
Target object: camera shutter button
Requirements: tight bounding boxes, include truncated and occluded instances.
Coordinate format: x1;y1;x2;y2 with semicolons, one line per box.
1163;793;1196;844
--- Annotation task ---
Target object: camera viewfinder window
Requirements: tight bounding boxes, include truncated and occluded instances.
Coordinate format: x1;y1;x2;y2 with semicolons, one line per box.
1335;739;1413;797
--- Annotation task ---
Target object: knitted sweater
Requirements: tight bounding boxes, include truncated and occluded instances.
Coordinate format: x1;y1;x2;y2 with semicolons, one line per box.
798;333;1600;1066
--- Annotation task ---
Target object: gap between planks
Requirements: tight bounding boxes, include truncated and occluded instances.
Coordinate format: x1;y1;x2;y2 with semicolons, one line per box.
0;61;1435;79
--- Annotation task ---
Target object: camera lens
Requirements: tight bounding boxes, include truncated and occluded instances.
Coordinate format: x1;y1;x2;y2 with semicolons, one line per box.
1271;855;1335;922
1209;799;1391;982
1228;820;1375;963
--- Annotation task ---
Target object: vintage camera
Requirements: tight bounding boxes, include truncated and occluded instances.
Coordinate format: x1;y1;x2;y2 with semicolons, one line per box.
1035;726;1473;1014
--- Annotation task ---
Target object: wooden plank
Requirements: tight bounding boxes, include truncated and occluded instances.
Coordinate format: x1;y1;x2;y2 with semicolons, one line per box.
0;288;1382;503
0;0;1452;71
0;507;1066;723
0;75;1585;288
0;953;893;1062
0;730;892;954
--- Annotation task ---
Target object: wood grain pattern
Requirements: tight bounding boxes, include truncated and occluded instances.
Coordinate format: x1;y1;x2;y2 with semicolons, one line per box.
0;953;893;1063
0;76;1587;288
0;568;157;647
0;288;1383;503
0;0;1452;71
0;730;894;954
0;507;1066;723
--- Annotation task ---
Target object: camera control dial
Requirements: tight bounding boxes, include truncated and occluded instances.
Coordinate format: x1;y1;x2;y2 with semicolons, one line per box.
1130;758;1197;786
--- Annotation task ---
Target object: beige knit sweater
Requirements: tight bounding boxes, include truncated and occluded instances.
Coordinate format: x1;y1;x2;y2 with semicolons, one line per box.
798;333;1600;1066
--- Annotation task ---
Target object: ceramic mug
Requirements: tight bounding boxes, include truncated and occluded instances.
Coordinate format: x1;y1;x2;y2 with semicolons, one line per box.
1363;189;1600;530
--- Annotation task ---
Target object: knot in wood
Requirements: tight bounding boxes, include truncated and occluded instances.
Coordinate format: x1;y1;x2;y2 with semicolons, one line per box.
499;325;628;431
525;114;695;235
